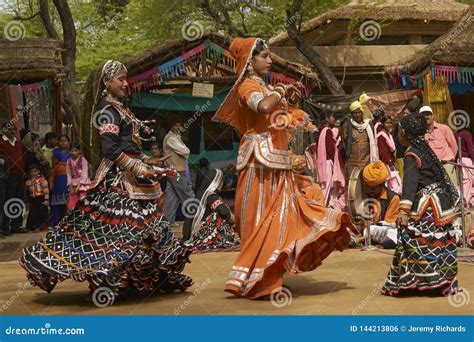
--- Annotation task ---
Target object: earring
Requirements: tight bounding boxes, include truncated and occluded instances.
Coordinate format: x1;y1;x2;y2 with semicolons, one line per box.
247;64;254;73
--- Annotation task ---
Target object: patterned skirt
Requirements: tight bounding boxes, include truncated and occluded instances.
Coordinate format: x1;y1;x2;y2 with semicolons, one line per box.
20;172;193;300
382;210;459;296
191;212;240;254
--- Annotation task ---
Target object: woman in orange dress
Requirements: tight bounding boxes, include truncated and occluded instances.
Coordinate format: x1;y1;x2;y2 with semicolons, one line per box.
213;37;353;299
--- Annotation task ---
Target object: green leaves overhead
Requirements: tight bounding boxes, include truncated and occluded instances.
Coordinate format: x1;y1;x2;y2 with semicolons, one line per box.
1;0;350;81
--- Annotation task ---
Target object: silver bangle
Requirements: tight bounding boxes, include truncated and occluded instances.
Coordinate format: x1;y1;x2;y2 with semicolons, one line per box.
274;86;286;97
269;91;282;102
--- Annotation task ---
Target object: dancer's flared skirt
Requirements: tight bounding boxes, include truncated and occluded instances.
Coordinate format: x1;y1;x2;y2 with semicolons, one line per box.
226;157;352;299
20;173;193;299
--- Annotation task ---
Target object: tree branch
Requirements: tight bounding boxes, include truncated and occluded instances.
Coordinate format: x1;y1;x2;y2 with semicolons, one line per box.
237;8;248;34
51;0;80;138
13;11;40;21
200;0;245;37
38;0;59;39
200;0;222;32
217;1;245;36
286;0;345;95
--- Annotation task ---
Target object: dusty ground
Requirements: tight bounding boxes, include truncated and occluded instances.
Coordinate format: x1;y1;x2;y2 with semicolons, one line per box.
0;230;472;316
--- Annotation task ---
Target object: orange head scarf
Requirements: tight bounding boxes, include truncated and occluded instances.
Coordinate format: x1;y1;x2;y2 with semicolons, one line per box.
362;161;389;186
212;37;261;135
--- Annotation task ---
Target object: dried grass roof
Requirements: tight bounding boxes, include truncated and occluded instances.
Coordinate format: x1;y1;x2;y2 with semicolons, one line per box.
81;33;319;167
270;0;469;46
124;32;319;82
386;6;474;75
0;39;61;82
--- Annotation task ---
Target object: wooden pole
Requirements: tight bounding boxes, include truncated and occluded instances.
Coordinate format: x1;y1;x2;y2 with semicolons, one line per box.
54;81;62;134
457;137;467;248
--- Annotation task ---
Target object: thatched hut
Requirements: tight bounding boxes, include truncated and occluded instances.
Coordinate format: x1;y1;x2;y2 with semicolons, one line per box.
385;6;473;74
82;33;319;168
385;6;473;131
269;0;468;94
0;39;63;137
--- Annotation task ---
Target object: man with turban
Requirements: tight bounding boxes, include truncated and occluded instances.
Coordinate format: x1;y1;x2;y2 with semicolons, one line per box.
359;161;400;248
340;100;378;181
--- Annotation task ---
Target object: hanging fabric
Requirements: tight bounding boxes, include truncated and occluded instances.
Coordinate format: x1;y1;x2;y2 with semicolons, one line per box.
423;72;454;124
127;39;301;95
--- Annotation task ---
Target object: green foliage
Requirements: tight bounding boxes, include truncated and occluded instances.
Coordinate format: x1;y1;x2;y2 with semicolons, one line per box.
7;0;439;82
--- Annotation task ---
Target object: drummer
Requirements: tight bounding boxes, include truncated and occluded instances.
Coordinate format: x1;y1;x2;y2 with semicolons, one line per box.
360;161;400;248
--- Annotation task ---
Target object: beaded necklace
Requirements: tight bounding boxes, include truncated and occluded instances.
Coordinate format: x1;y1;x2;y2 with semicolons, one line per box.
104;94;156;146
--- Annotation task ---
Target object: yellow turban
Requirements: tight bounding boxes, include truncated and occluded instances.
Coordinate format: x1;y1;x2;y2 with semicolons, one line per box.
349;101;362;112
359;93;371;105
363;161;389;186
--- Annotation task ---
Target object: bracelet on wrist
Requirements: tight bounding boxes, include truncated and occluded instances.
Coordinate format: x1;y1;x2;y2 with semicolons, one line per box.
273;86;286;97
269;91;282;102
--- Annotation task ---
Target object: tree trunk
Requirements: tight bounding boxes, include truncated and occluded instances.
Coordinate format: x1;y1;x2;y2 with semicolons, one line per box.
38;0;80;138
52;0;80;139
286;0;345;95
38;0;59;39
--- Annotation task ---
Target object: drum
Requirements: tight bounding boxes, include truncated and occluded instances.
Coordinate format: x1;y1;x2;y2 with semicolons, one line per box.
348;167;363;218
443;163;460;189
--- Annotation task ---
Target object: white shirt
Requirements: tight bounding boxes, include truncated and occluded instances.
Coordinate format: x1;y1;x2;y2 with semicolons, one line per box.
166;131;190;158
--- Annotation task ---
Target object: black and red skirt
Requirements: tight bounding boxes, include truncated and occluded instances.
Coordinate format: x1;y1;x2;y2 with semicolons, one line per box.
20;172;193;301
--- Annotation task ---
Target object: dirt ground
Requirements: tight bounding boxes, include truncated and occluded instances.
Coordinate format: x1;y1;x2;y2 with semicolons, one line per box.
0;231;472;315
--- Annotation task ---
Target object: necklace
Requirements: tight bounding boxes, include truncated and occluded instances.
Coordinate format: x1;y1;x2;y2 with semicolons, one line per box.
103;94;155;143
248;74;269;89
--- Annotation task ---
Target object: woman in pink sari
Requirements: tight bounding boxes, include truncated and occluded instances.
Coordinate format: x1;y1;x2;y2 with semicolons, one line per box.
376;115;401;194
317;113;346;209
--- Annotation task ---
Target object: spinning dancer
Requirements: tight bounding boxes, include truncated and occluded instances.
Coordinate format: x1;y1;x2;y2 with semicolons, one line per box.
213;37;353;299
382;113;460;296
20;60;192;301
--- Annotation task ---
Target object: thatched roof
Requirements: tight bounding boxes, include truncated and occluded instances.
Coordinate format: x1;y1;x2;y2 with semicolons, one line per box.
0;39;62;82
125;32;319;83
81;32;319;168
270;0;469;47
386;6;474;75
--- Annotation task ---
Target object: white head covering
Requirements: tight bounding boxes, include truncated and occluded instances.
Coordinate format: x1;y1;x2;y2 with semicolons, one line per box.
186;169;224;242
419;105;433;114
